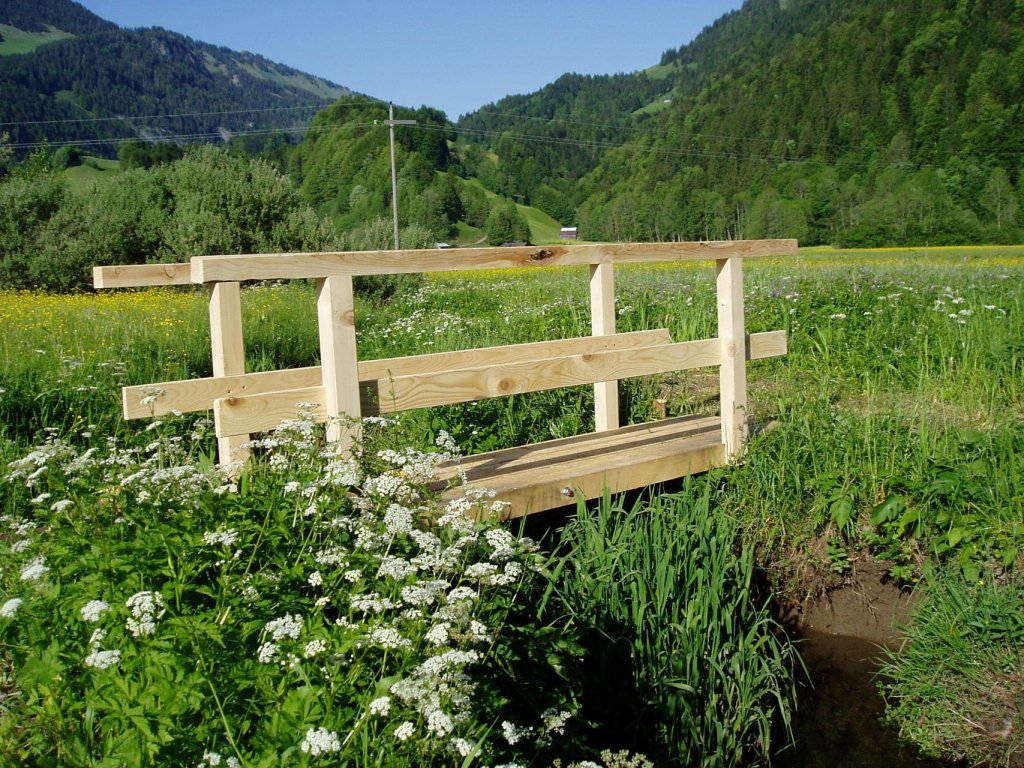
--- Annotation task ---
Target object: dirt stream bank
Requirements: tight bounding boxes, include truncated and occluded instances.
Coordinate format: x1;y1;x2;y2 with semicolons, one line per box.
772;557;949;767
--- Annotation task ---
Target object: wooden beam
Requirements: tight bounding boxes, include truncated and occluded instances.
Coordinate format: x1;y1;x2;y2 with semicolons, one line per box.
360;328;671;380
717;256;748;460
209;281;249;465
123;329;675;420
191;240;799;283
380;339;722;412
434;415;727;518
590;262;619;431
93;262;193;289
316;276;361;449
122;366;323;419
211;330;787;438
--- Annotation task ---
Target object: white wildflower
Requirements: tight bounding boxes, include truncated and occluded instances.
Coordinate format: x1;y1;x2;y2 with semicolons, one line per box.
451;737;477;757
50;499;74;513
427;709;455;737
383;504;414;536
308;571;323;587
446;586;478;603
30;493;51;505
264;613;302;641
300;726;341;756
377;555;416;581
11;539;31;553
84;648;122;670
20;557;48;582
424;622;450;646
304;639;327;658
542;708;573;735
394;721;415;741
1;598;23;618
125;591;165;637
350;592;395;613
369;696;391;716
501;720;534;745
257;642;279;664
369;626;411;650
80;600;111;623
202;528;239;547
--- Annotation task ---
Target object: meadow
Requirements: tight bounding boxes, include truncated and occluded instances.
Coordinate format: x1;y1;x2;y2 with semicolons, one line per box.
1;246;1022;766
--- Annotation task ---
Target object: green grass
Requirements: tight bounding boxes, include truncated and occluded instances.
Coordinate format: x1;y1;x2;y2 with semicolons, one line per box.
642;62;681;80
879;569;1024;767
454;220;486;247
63;157;121;194
2;246;1023;764
516;202;561;244
551;486;798;766
0;24;73;55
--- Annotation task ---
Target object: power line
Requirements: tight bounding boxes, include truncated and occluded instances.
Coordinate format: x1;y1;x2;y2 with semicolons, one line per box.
0;98;384;128
6;103;1022;172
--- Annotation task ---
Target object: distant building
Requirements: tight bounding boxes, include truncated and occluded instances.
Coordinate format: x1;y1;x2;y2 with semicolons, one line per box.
559;227;578;240
435;242;451;249
499;242;528;247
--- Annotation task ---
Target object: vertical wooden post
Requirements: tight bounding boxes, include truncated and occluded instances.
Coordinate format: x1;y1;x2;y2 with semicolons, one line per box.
716;256;748;460
590;262;619;431
316;275;361;451
209;281;249;466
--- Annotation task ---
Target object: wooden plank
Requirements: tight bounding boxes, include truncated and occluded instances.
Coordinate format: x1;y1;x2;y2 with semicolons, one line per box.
717;256;748;461
435;414;722;482
122;329;673;420
191;240;799;283
93;262;193;288
361;328;671;380
122;367;323;419
748;329;787;359
590;262;619;431
209;281;249;465
210;331;787;438
435;415;727;518
316;276;361;448
378;339;724;412
214;386;325;439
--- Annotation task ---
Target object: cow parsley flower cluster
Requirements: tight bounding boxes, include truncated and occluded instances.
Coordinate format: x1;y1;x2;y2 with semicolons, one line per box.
125;591;165;637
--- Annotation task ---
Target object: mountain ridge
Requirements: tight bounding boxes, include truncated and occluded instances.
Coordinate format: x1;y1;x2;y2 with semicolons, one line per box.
0;0;356;155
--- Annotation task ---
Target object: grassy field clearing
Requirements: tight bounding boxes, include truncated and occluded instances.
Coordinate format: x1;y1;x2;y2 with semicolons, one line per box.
1;246;1022;765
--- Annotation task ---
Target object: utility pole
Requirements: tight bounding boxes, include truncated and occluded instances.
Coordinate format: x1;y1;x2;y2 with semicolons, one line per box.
385;103;417;250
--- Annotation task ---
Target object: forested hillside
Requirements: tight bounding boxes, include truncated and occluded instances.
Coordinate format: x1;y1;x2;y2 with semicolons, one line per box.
461;0;1024;246
292;97;536;247
0;0;352;156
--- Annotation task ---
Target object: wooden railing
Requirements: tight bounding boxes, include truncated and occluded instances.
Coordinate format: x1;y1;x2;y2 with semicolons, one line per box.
94;239;796;513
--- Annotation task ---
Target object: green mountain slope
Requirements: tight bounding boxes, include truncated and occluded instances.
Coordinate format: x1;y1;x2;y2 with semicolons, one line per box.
460;0;1024;246
0;0;353;156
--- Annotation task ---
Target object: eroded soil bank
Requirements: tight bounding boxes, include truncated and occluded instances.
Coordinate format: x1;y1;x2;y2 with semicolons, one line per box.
775;560;947;767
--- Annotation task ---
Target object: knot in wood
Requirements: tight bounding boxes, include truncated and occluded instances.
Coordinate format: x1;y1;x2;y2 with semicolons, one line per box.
528;248;556;262
496;378;512;393
226;397;239;406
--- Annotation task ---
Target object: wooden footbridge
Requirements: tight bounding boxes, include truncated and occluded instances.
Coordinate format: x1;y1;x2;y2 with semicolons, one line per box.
93;239;796;518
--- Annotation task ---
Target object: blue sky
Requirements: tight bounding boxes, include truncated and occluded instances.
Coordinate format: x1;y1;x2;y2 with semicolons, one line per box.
79;1;745;119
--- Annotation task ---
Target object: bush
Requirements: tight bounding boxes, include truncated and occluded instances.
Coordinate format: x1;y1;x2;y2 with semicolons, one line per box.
0;414;581;766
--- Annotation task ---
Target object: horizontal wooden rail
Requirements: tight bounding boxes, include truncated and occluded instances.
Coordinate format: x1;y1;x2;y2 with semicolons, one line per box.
93;262;193;288
190;240;797;283
120;329;674;419
212;330;787;438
